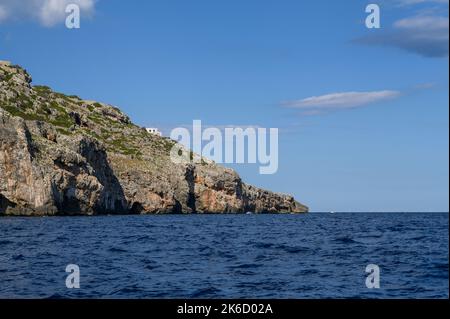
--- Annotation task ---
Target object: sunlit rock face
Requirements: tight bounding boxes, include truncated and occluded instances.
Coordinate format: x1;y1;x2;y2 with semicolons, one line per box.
0;62;308;215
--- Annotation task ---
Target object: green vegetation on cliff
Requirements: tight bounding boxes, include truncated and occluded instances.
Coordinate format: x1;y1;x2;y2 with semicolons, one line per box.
0;61;308;215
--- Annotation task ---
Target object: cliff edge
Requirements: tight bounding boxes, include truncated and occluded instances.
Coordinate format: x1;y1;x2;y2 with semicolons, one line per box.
0;61;308;215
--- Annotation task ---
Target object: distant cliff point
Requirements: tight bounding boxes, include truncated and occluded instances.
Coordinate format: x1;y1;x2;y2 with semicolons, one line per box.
0;61;308;216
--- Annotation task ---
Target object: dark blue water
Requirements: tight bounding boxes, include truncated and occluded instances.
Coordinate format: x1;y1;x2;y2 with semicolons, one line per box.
0;213;448;298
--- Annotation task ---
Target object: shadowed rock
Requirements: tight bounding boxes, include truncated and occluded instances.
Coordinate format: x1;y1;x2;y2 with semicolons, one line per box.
0;62;308;215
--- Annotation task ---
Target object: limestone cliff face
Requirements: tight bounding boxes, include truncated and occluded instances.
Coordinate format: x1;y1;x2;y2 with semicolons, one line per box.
0;61;308;215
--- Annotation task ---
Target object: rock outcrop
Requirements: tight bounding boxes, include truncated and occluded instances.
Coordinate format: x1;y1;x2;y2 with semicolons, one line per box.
0;61;308;215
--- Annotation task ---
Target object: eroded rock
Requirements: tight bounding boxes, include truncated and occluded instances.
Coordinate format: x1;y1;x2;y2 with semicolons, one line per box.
0;63;308;215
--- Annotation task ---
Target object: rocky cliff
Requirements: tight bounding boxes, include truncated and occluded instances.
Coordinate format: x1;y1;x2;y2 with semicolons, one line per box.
0;61;308;215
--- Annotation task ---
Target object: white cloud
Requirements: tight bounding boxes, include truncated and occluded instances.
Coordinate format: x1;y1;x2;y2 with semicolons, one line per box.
397;0;449;5
413;82;436;89
394;15;449;30
283;91;401;111
356;14;449;57
0;0;96;26
356;0;449;57
0;5;8;22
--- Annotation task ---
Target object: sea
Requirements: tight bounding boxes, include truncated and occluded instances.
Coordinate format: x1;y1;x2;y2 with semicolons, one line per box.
0;213;448;298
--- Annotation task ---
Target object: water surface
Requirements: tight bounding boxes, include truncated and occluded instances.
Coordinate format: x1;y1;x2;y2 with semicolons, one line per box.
0;213;448;298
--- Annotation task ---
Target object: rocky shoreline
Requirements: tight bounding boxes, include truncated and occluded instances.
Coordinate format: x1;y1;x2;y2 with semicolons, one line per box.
0;61;308;216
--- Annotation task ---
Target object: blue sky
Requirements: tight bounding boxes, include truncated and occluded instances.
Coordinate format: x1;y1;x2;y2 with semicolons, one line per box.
0;0;448;212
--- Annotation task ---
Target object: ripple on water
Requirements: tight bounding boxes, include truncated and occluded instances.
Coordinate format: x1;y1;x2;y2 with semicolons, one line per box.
190;287;222;298
0;213;448;298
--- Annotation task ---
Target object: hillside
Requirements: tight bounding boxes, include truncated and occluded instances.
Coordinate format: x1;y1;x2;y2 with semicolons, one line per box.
0;61;308;215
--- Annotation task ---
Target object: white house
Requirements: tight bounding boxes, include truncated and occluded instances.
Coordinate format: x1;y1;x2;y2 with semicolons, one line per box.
146;127;162;136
